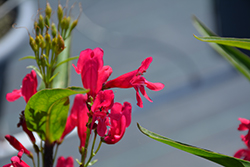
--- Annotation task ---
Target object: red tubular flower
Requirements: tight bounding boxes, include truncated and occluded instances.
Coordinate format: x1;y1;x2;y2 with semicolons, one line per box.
60;94;89;151
91;90;114;137
104;102;132;144
5;135;33;158
17;111;36;144
238;118;250;148
6;70;37;103
3;149;30;167
72;48;112;98
234;148;250;161
56;156;74;167
105;57;164;108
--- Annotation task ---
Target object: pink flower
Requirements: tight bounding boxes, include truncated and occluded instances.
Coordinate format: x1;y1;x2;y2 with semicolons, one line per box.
105;57;164;108
60;94;89;151
104;102;132;144
91;90;114;137
56;156;74;167
6;70;37;103
5;135;33;158
3;149;30;167
238;118;250;148
234;148;250;161
234;118;250;161
73;48;112;98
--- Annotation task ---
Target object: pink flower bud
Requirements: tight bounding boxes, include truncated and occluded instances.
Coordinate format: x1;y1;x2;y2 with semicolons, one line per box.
5;135;33;158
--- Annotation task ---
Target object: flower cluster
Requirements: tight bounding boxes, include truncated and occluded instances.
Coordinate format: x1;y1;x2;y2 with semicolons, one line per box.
3;47;164;166
234;118;250;161
62;47;164;148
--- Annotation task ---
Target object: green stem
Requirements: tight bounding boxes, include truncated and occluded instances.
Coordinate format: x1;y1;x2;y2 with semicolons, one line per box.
94;139;102;155
31;156;36;167
85;131;97;167
53;143;59;164
80;127;91;167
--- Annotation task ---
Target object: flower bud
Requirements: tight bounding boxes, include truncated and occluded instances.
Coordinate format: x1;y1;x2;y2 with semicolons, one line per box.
29;36;38;52
45;33;51;48
45;2;52;18
34;21;40;36
45;16;50;28
52;36;57;50
57;4;63;23
65;16;71;31
56;35;65;54
39;34;46;49
38;14;45;31
35;35;41;46
5;135;33;158
69;19;78;33
61;16;67;30
51;23;57;38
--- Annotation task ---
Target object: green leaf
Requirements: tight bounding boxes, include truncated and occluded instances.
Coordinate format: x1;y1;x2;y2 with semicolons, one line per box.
194;35;250;51
137;123;250;167
192;15;250;82
25;87;89;142
19;56;36;61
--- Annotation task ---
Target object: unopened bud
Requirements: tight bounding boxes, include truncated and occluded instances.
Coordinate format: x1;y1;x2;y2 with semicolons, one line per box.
56;35;65;54
35;35;41;46
51;23;57;38
69;19;78;33
61;16;67;30
65;16;71;31
45;2;52;18
57;4;63;23
45;16;50;28
5;135;33;158
45;33;51;48
38;14;45;31
29;36;38;52
52;37;57;50
38;34;45;49
34;21;39;36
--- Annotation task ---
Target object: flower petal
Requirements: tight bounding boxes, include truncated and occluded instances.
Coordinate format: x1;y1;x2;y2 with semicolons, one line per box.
145;80;165;91
6;89;22;102
137;57;152;74
21;70;37;103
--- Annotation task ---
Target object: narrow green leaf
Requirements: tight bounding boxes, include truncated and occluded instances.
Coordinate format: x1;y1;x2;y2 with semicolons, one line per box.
55;56;79;69
25;87;89;142
26;65;43;79
49;72;59;83
19;56;36;61
88;159;98;166
137;123;250;167
192;16;250;82
194;35;250;51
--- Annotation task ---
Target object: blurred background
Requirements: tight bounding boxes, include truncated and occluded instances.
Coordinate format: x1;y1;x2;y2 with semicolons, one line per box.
1;0;250;166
